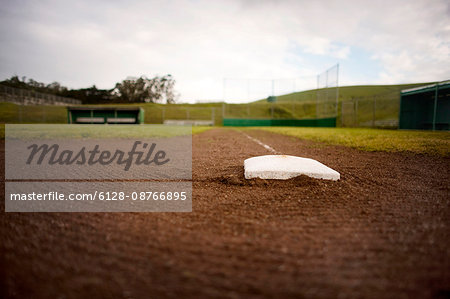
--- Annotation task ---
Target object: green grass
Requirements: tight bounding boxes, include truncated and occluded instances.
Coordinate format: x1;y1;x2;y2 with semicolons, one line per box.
257;127;450;156
191;126;213;134
1;124;211;139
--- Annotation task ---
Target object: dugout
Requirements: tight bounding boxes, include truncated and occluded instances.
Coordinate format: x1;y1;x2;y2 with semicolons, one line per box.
399;81;450;130
67;107;144;124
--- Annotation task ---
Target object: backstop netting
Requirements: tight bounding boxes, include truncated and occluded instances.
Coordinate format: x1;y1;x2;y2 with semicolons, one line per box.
223;64;339;120
223;77;318;103
316;64;339;118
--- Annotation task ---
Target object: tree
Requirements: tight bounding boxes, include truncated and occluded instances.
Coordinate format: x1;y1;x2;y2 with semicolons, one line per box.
62;85;113;104
0;74;178;104
113;75;177;103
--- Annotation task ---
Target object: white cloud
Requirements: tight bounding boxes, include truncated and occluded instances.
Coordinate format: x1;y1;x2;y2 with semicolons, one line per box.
0;0;449;102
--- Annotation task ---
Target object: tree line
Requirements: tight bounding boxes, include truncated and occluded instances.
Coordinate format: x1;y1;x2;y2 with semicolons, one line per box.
0;75;177;104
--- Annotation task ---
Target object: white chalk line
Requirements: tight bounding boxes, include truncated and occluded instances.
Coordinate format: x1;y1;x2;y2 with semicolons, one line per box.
239;131;279;154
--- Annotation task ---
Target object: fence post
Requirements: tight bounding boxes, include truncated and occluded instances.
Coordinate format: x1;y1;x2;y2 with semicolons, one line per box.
372;97;376;127
18;105;22;123
162;107;165;124
247;79;250;102
432;84;438;131
335;63;339;117
325;69;329;115
352;99;355;127
355;98;358;127
211;107;215;125
316;75;319;119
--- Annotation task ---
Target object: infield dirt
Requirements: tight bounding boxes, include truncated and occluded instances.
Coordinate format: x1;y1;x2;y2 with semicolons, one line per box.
1;128;449;298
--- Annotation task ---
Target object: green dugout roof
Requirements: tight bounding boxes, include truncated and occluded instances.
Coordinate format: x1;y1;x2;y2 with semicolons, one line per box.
401;81;450;96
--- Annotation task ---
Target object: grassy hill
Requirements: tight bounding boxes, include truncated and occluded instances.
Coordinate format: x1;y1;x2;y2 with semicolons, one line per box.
258;82;432;103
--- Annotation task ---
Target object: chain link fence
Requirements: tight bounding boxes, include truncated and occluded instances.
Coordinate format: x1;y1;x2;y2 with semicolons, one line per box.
316;64;339;118
0;84;81;106
0;84;401;128
1;99;401;127
222;101;316;120
340;92;400;128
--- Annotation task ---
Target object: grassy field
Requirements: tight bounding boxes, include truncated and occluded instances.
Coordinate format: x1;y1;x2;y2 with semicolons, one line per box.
0;124;211;139
1;121;448;155
257;127;450;156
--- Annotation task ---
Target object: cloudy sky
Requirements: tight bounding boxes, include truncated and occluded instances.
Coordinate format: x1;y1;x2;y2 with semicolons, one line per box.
0;0;449;102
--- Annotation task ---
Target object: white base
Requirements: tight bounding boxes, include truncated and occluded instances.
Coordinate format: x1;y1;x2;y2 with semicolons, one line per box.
244;155;340;181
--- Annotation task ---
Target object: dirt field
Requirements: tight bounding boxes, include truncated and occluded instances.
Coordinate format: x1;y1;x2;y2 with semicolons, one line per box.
1;128;449;298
